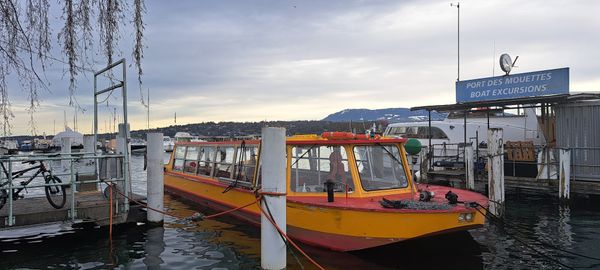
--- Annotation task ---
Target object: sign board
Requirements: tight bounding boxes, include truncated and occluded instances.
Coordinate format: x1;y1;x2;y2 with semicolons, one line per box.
456;68;569;103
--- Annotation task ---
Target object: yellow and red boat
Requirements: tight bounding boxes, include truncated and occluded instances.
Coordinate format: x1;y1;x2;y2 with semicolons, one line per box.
164;132;488;251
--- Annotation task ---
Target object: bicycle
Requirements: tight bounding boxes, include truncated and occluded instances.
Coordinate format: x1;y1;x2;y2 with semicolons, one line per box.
0;158;67;210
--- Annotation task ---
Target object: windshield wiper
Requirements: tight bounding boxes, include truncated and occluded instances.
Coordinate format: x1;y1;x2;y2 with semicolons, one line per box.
375;143;404;166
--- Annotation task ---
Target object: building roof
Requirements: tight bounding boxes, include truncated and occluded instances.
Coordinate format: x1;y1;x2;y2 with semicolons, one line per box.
411;93;600;112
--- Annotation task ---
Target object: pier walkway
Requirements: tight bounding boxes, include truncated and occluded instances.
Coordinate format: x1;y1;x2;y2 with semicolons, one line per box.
0;191;145;229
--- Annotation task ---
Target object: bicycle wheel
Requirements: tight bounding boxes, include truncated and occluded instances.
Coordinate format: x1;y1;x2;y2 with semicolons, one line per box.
45;175;66;209
0;189;7;210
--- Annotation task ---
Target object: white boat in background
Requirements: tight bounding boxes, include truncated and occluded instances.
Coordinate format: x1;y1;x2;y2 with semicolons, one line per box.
130;138;147;153
51;127;84;150
384;108;544;147
0;139;18;155
173;132;194;143
163;136;174;152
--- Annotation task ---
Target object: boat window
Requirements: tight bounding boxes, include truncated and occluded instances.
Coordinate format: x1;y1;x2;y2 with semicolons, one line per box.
184;146;199;174
290;145;354;193
173;146;186;172
197;146;215;177
387;126;448;139
215;146;236;178
353;145;408;191
233;145;258;183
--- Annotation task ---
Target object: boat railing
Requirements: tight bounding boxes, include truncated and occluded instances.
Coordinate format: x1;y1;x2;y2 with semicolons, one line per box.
0;151;128;227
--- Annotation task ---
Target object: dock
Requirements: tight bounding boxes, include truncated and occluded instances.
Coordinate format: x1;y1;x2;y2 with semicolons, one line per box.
0;191;146;229
427;169;600;197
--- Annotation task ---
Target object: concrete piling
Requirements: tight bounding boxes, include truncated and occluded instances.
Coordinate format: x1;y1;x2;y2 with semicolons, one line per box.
61;137;71;172
465;143;475;190
559;149;571;200
488;128;504;217
146;133;164;225
260;127;287;270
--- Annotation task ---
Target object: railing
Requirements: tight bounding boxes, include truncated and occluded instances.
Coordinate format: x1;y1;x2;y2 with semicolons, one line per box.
569;147;600;182
0;152;127;227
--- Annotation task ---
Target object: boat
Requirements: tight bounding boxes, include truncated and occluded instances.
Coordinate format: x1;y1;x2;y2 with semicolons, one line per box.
0;139;18;155
131;138;147;153
51;127;84;150
19;140;33;151
173;132;194;143
163;136;175;152
164;132;488;251
384;108;544;147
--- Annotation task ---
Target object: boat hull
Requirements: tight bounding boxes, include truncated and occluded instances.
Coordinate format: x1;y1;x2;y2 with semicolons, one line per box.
165;172;486;251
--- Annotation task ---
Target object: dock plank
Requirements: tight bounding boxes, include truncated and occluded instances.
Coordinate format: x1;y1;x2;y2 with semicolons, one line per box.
0;191;146;229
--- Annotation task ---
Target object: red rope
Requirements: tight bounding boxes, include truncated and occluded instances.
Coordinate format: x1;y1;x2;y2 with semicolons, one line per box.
256;200;326;270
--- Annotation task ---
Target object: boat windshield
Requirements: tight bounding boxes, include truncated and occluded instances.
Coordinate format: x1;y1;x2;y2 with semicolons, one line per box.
353;144;408;191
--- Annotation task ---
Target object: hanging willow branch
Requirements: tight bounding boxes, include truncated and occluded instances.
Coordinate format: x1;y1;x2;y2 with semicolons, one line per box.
133;0;147;107
0;0;146;134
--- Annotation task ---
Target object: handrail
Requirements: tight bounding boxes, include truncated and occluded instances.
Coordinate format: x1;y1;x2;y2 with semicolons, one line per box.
1;152;128;227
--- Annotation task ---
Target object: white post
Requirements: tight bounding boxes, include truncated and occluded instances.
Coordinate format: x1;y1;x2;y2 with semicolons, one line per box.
559;149;571;200
465;144;475;190
261;127;287;270
81;135;96;175
488;128;504;217
147;133;164;225
61;137;72;173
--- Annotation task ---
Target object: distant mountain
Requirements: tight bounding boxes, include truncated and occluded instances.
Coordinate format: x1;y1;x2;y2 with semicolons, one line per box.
322;108;446;122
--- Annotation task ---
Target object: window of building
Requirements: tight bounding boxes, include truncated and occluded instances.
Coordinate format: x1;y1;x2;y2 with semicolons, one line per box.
353;145;408;191
290;145;354;193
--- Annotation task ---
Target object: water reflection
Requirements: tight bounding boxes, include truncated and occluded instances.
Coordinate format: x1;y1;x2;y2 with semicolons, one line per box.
143;227;165;269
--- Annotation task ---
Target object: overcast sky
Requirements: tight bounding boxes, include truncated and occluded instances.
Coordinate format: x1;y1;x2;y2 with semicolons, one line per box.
6;0;600;135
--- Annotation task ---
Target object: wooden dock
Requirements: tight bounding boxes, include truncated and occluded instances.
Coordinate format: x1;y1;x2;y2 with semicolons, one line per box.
0;191;146;229
426;169;600;197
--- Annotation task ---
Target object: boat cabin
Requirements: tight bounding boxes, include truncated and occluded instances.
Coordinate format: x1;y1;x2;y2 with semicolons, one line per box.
167;133;414;197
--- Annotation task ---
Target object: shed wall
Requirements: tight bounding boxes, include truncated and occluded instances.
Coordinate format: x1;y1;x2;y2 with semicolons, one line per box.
556;101;600;181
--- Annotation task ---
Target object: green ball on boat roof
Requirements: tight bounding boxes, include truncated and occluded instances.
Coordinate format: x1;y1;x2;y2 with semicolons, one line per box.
404;138;422;155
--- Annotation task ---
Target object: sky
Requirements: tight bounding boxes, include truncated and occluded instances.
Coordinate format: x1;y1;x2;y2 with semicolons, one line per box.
6;0;600;135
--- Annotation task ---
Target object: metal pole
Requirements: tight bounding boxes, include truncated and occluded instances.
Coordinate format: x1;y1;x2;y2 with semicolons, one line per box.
94;73;98;155
451;2;460;81
7;159;13;226
147;88;150;130
457;2;460;81
428;110;432;170
121;58;130;212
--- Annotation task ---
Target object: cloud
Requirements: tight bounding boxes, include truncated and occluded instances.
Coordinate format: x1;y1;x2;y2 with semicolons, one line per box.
5;0;600;135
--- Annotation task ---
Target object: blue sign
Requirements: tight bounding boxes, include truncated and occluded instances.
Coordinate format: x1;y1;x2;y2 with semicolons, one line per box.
456;68;569;103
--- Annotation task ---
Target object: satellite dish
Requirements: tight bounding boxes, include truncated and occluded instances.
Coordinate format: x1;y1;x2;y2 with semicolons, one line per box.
499;53;513;75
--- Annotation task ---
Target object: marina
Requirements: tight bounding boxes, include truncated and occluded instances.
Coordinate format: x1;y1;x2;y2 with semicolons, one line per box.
1;1;600;269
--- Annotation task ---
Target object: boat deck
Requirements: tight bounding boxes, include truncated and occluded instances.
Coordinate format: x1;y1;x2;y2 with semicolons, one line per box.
288;185;488;213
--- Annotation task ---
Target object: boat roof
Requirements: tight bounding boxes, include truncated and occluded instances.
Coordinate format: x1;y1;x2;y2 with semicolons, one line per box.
175;134;407;146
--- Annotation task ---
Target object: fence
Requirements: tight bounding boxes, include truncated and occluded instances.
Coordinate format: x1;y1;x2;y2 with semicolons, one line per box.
0;152;127;227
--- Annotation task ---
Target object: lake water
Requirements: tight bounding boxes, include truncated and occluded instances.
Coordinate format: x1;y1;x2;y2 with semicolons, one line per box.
1;154;599;269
